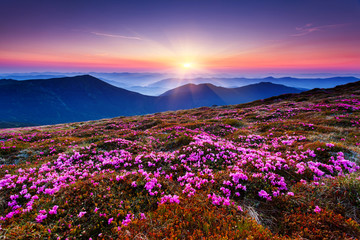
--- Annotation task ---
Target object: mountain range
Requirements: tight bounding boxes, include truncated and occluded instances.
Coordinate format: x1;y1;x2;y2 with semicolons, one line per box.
1;72;359;96
0;75;155;126
157;82;303;110
139;76;359;95
0;75;312;127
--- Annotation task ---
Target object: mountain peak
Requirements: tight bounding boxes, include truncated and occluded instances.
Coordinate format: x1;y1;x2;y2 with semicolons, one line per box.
74;74;97;79
257;81;275;85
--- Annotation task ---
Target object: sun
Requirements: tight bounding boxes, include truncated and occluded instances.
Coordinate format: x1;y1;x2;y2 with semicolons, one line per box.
182;62;193;69
173;61;209;77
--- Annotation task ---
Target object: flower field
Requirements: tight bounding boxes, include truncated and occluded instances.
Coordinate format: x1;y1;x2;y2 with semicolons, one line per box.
1;82;360;239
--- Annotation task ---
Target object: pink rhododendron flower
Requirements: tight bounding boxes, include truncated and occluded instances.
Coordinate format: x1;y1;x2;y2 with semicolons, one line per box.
49;205;58;215
36;213;47;223
258;190;270;199
78;211;87;218
314;206;321;213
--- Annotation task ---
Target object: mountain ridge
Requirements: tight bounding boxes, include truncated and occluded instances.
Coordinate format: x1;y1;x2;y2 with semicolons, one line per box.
2;73;359;96
158;82;303;109
145;76;360;95
0;75;316;127
0;75;157;125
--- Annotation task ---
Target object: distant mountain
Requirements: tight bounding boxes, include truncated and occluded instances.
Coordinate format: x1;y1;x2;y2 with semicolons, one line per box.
0;73;71;80
157;82;303;110
0;72;168;94
3;73;358;96
263;76;360;89
0;75;156;125
127;85;168;96
89;72;169;87
0;75;305;127
146;76;359;95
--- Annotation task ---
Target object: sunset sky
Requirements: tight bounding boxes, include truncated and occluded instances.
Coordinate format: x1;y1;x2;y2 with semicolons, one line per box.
1;0;360;75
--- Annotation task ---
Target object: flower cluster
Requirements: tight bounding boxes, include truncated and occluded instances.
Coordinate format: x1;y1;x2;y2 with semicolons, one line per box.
0;83;359;238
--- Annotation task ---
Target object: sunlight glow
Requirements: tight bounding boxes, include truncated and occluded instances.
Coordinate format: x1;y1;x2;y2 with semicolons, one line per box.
182;62;192;68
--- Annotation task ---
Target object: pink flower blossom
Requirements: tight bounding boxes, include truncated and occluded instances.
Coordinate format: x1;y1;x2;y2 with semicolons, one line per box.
36;213;47;223
314;206;321;213
49;205;58;215
258;190;269;199
78;211;87;218
159;194;180;204
140;213;146;220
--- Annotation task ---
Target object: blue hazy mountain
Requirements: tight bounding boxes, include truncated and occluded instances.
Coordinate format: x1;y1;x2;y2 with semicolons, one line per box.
1;75;304;127
157;82;303;110
3;73;358;96
0;75;156;125
145;76;359;95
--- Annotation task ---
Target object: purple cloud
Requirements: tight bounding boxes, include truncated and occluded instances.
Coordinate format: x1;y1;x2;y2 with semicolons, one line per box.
90;31;142;40
292;23;348;37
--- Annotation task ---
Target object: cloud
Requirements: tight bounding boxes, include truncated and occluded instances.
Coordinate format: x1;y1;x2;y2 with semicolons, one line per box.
90;31;142;40
292;23;347;37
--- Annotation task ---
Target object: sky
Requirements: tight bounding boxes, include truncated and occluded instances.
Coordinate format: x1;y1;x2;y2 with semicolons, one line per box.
1;0;360;75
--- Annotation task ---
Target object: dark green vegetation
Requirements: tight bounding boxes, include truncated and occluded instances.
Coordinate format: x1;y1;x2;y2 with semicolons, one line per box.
0;81;359;239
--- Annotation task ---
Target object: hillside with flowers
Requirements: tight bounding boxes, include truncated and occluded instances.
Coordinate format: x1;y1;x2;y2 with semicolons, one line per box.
1;81;360;239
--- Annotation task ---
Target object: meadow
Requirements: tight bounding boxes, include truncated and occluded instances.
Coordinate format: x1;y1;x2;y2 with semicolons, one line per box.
1;81;359;239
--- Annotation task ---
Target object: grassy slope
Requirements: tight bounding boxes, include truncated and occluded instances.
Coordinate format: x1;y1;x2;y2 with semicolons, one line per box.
0;82;359;239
